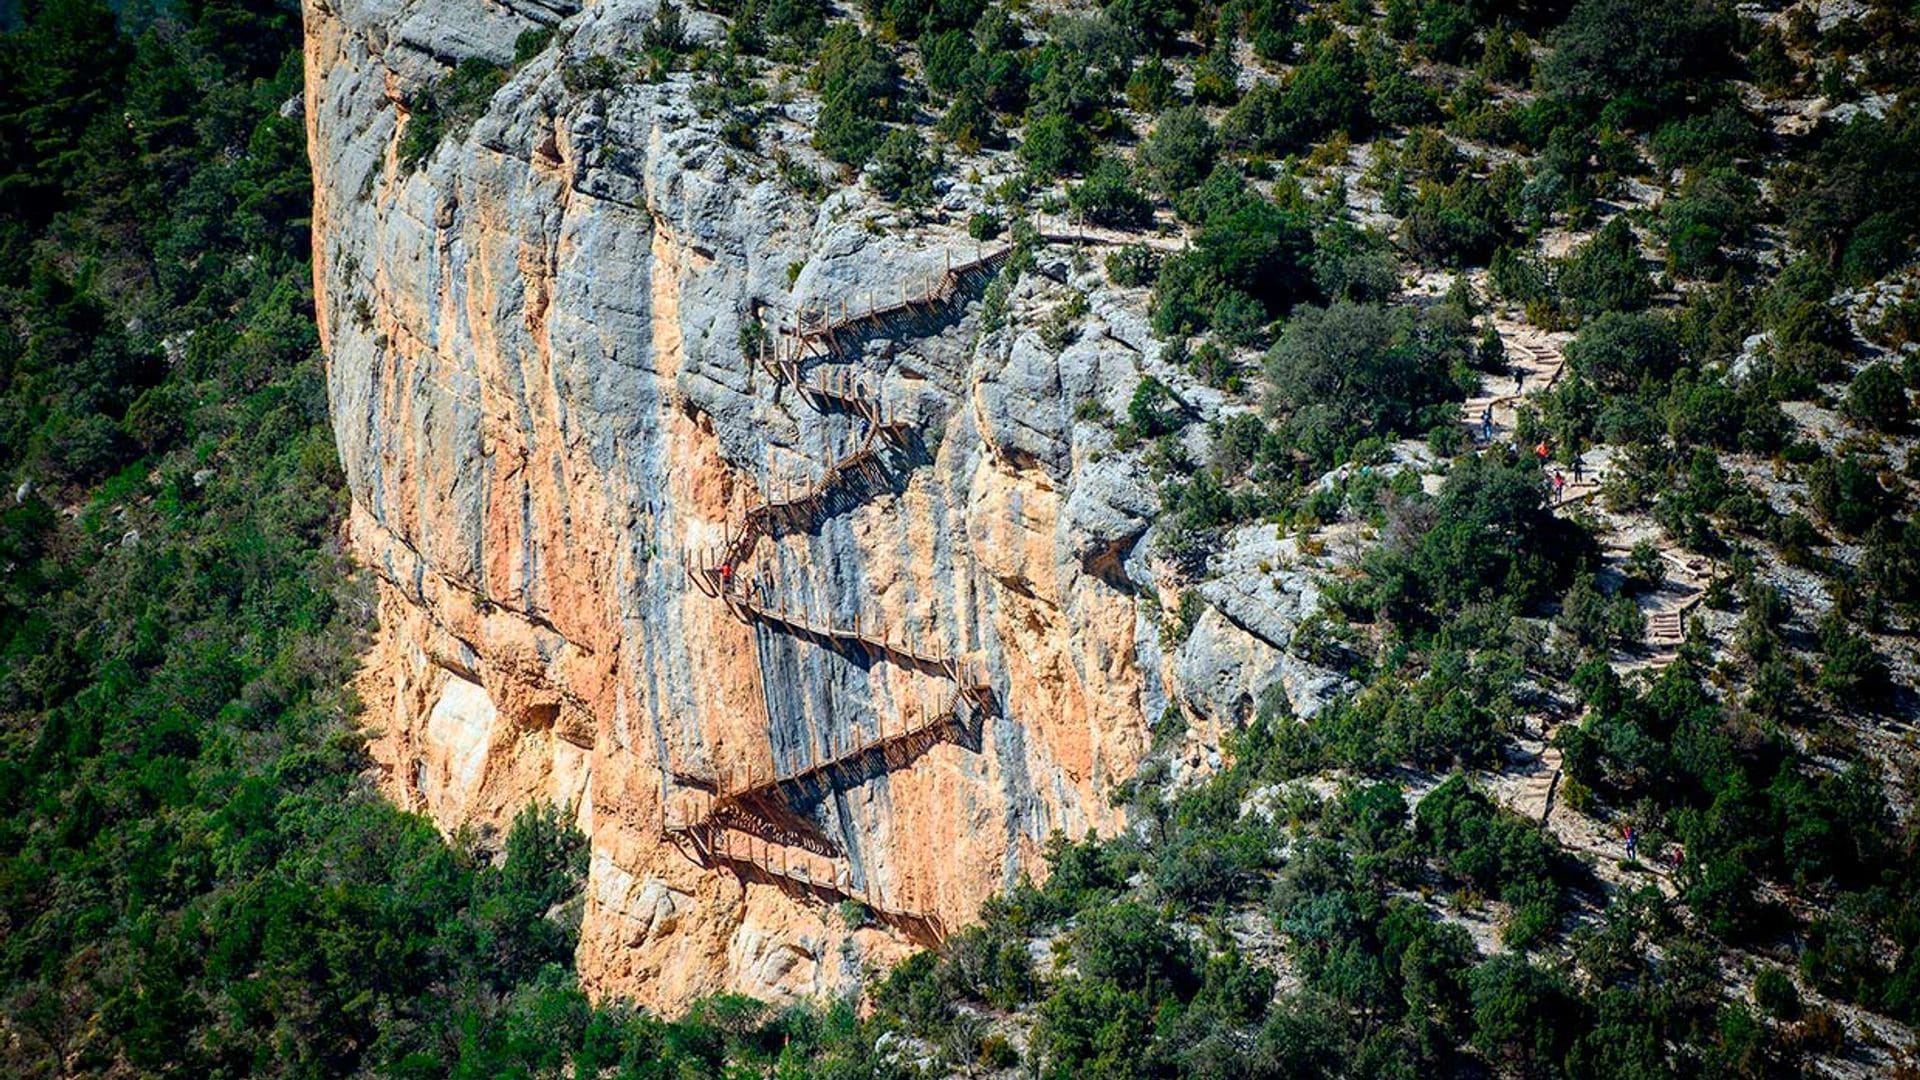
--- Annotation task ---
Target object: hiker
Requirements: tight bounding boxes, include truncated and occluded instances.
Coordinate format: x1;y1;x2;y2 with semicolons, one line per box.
1624;825;1638;861
719;563;734;589
1480;405;1493;443
1534;440;1550;464
1552;470;1566;502
1571;455;1584;483
1514;364;1525;394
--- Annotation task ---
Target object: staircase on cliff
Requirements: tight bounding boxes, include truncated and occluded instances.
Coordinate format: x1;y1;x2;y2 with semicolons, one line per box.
672;241;1013;941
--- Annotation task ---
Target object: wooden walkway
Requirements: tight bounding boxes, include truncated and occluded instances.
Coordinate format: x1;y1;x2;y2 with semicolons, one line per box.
689;559;994;705
780;243;1015;366
662;237;1031;938
661;814;949;943
674;689;978;810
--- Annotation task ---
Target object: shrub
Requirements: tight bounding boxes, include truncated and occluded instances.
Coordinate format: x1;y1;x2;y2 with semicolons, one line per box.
1753;968;1801;1020
1127;375;1178;438
922;28;976;95
1542;0;1737;120
1221;38;1369;153
1264;300;1467;464
513;27;556;65
1649;102;1763;171
1566;311;1681;393
1144;106;1218;196
1019;111;1092;177
1558;218;1653;321
1470;955;1578;1072
1816;614;1890;707
937;85;995;151
867;128;937;203
1191;33;1240;106
1807;454;1888;536
1775;112;1920;280
1843;363;1909;431
1071;902;1198;998
1371;70;1439;128
1106;244;1160;287
1312;220;1400;302
1153;181;1315;335
1358;453;1588;620
401;58;508;170
1403;169;1516;266
1660;168;1758;279
1069;156;1153;228
812;27;899;166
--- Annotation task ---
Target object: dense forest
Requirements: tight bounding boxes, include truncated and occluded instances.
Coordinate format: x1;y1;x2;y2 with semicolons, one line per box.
6;0;1920;1076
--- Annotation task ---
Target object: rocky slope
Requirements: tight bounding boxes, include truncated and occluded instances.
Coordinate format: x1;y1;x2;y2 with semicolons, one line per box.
301;0;1324;1008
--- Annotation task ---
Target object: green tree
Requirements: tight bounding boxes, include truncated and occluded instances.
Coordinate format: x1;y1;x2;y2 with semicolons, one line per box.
1264;300;1465;463
1843;362;1910;431
1558;218;1653;321
1566;310;1681;393
1143;105;1217;196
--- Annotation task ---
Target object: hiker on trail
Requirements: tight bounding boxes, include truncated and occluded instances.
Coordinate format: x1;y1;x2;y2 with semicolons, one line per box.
1480;405;1493;443
719;563;734;589
1514;364;1525;394
1552;470;1566;502
1572;455;1584;483
1534;440;1550;463
1624;825;1638;861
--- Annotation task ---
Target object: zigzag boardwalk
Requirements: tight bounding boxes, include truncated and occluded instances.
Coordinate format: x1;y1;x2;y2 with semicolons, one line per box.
664;239;1025;936
660;688;985;940
662;813;949;944
675;687;984;807
789;244;1014;358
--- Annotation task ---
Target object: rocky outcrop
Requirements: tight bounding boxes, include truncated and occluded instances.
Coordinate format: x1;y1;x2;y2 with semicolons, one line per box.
303;0;1327;1009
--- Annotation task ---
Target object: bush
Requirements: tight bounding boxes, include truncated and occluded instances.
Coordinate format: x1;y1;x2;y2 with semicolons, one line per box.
1221;38;1370;154
1403;169;1516;266
1144;106;1217;196
1660;168;1758;278
1566;311;1681;393
514;27;556;65
1107;244;1160;287
1558;218;1653;321
1816;614;1890;707
1071;902;1198;998
1371;70;1439;128
1807;454;1888;536
400;58;508;170
867;128;937;203
1264;300;1467;464
1753;968;1801;1019
812;27;899;166
1153;179;1315;335
1843;363;1909;431
1019;111;1092;177
1542;0;1737;120
1069;155;1154;228
1357;453;1589;621
922;28;976;95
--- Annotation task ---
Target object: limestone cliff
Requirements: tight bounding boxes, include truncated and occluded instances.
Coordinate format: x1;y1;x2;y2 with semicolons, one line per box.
302;0;1325;1009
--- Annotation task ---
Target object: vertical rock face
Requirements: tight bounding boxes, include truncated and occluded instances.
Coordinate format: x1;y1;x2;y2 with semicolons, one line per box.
303;0;1309;1010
